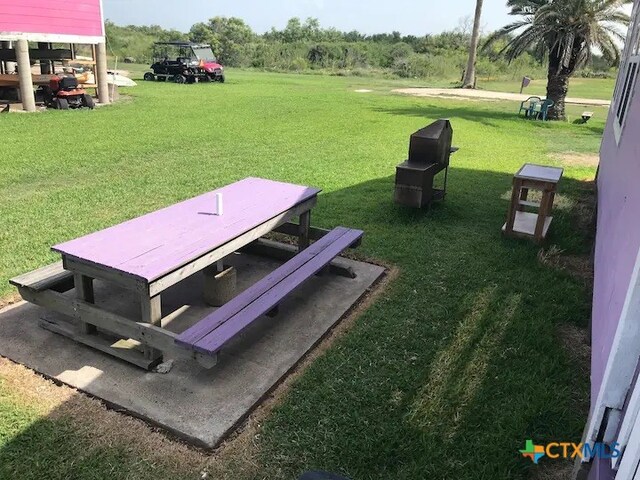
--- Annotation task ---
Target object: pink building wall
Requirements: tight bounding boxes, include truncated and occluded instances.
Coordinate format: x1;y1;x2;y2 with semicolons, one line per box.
0;0;104;39
590;77;640;406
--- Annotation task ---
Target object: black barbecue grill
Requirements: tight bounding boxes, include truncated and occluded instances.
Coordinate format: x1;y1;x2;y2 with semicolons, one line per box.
394;119;457;208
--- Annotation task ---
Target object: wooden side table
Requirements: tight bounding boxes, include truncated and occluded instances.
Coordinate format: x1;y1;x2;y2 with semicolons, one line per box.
502;164;563;243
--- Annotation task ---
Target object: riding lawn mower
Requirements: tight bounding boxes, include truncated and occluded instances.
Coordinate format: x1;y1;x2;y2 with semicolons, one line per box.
41;75;95;110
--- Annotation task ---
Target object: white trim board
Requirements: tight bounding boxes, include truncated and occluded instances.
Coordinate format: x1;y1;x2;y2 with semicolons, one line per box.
614;411;640;479
613;362;640;470
0;32;105;45
581;243;640;463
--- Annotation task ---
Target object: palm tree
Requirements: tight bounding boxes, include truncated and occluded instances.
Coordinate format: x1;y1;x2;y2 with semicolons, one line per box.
485;0;630;120
462;0;485;88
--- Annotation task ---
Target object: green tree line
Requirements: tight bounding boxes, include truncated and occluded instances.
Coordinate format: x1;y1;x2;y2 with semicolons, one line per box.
105;16;614;81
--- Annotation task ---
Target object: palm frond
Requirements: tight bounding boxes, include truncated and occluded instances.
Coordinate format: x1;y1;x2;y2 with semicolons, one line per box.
490;0;630;71
482;20;532;51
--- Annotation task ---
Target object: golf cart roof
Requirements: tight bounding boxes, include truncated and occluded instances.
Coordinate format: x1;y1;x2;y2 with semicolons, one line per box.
154;42;211;48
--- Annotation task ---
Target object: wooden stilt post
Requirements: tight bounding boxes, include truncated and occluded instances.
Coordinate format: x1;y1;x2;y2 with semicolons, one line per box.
15;40;36;112
95;42;110;104
38;42;52;74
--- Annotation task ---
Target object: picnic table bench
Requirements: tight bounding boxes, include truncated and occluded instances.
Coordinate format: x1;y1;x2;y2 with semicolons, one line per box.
10;178;364;370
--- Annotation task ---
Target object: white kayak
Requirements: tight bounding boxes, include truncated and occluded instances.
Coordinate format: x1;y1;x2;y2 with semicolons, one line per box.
106;71;137;87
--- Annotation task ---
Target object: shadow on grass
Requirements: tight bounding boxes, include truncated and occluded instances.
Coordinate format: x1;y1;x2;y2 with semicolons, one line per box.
373;103;519;128
374;103;606;137
0;167;595;480
257;169;595;480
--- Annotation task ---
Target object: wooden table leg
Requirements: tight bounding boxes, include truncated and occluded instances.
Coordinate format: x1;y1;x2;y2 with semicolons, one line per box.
534;189;552;242
141;294;162;361
546;190;556;216
517;187;529;211
298;210;311;251
74;273;96;334
505;178;521;234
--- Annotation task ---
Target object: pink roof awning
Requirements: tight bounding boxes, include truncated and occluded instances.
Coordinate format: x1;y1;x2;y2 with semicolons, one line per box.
0;0;104;44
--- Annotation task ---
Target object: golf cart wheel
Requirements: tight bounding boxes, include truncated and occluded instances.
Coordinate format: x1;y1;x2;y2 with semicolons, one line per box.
218;74;225;83
82;94;95;109
143;72;156;81
56;98;69;110
173;74;187;84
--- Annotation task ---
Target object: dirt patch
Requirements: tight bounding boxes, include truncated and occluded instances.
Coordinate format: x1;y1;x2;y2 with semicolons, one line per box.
557;323;590;377
0;292;22;310
555;153;600;168
0;357;207;474
571;180;597;238
537;178;596;285
538;246;593;284
531;460;575;480
0;262;399;479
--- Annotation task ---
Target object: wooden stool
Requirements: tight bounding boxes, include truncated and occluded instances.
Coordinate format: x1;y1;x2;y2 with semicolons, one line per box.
503;164;563;243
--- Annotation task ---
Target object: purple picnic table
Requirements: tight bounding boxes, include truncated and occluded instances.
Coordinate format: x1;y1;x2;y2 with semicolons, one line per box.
53;177;320;283
46;177;321;367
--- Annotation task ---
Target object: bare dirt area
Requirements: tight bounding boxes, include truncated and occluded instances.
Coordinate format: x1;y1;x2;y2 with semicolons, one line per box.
393;88;611;107
0;357;208;475
555;153;600;168
0;292;21;310
531;460;576;480
538;246;594;285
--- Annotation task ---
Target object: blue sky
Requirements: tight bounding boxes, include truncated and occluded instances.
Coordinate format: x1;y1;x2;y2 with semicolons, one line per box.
103;0;514;36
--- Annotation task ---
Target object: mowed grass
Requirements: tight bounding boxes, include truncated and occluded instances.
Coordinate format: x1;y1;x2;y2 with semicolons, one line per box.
117;62;616;101
0;70;604;479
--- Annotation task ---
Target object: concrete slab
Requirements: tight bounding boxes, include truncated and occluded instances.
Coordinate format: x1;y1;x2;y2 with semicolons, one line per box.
0;253;385;448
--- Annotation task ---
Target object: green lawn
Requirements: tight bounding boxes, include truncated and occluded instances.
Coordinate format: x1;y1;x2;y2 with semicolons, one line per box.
117;62;616;102
0;70;603;479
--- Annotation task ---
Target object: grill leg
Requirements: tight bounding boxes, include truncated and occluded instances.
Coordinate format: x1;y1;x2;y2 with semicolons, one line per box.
444;165;450;199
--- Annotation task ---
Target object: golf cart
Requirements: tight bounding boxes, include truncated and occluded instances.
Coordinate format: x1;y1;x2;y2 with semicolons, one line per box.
144;42;225;84
41;75;95;110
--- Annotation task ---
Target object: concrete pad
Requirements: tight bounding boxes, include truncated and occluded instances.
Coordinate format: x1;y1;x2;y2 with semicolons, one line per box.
0;253;385;448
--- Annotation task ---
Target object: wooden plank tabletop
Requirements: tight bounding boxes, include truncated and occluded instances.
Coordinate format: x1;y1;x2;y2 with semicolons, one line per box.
515;164;563;183
0;74;57;87
53;178;321;283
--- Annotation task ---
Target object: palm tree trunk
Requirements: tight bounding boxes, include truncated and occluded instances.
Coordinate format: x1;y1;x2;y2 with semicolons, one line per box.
462;0;484;88
545;68;569;121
